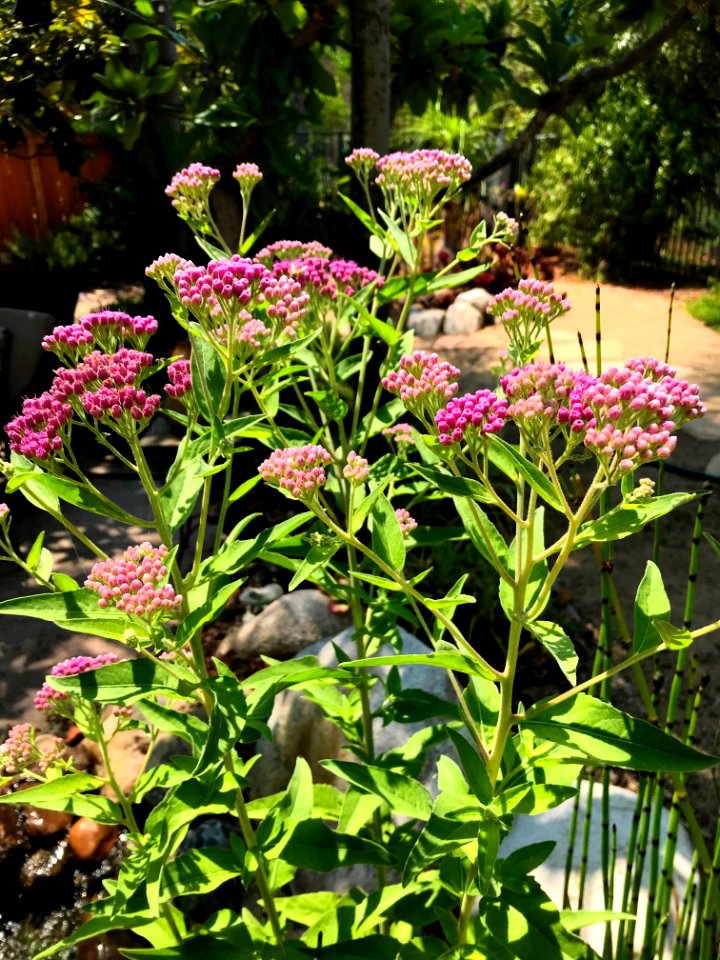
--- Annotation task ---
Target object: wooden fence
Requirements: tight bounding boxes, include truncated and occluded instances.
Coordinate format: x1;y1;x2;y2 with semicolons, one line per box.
0;135;113;248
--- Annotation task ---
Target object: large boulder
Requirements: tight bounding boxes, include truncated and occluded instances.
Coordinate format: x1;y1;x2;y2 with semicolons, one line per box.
407;307;445;339
443;288;494;335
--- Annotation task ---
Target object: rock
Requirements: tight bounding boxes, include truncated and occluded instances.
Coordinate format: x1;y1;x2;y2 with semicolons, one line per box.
251;627;454;798
68;819;119;861
407;307;445;338
239;583;284;608
19;839;71;886
443;288;494;335
215;589;352;662
23;807;72;838
500;781;694;957
443;298;482;335
455;288;494;314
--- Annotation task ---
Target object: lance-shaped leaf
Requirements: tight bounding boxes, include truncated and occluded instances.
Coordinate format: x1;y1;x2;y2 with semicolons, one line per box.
0;773;122;823
0;588;129;641
371;493;406;570
633;560;670;655
522;693;719;771
411;463;494;504
487;435;564;512
321;760;433;820
574;492;698;549
50;658;194;703
526;620;579;685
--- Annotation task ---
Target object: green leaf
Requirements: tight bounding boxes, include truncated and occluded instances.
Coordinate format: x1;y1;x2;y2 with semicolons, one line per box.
190;335;227;423
378;209;416;267
351;479;392;535
371;494;406;570
321;760;433;820
32;912;157;959
137;701;207;748
574;493;697;549
359;398;406;439
491;783;575;815
482;884;601;960
487;436;564;512
445;727;492;803
526;621;578;685
200;512;312;578
0;588;129;640
338;192;386;240
161;847;242;900
50;658;193;703
279;820;392;871
559;910;635;932
424;264;491;292
452;496;508;572
500;841;556;879
346;644;496;681
176;580;243;647
9;469;150;526
403;800;482;883
523;693;719;771
411;463;494;503
288;537;341;591
633;561;670;655
158;456;206;534
0;773;122;823
654;620;693;650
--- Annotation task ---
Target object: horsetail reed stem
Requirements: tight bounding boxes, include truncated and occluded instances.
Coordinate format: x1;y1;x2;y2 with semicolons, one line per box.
563;769;584;909
698;823;720;960
603;823;617;960
578;777;595;910
670;851;700;960
665;282;676;365
595;283;602;375
623;774;653;957
577;330;590;373
617;779;649;959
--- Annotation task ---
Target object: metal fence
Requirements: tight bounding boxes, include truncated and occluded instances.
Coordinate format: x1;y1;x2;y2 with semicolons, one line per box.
654;198;720;280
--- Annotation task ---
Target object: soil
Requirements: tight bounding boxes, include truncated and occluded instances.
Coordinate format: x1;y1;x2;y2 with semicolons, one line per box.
0;275;718;838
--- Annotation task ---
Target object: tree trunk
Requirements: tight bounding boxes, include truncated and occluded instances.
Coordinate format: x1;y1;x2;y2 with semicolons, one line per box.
350;0;390;154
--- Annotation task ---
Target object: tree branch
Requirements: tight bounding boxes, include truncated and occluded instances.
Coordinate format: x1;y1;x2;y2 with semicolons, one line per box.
470;2;695;184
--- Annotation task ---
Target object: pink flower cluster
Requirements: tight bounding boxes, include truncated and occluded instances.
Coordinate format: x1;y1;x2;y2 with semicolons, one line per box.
34;653;119;712
174;256;309;338
0;723;37;774
382;352;460;417
165;358;192;399
343;451;370;485
382;423;415;446
6;392;72;459
395;507;417;536
85;543;182;618
488;279;571;327
500;362;591;436
259;444;332;498
0;503;9;519
52;349;155;400
375;150;472;204
80;385;160;423
233;162;263;191
581;361;705;473
345;148;380;177
273;256;383;300
165;163;220;220
255;240;333;264
435;390;508;446
146;253;194;284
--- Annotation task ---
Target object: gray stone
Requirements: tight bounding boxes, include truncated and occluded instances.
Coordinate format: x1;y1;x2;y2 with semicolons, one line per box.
251;627;454;798
407;307;445;338
443;298;482;335
454;288;494;314
500;781;694;957
238;582;284;608
215;589;352;662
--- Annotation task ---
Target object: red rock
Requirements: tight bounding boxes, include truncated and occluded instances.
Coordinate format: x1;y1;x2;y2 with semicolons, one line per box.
23;806;72;838
69;818;119;861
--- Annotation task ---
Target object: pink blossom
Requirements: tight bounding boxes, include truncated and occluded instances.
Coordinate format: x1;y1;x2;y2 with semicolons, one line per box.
85;543;182;619
382;351;461;417
80;385;161;423
375;150;472;205
345;148;380;177
488;279;571;328
34;653;120;711
165;358;192;399
6;391;73;460
435;390;508;446
166;163;221;220
382;423;415;446
51;349;155;401
0;723;37;774
272;256;383;300
259;444;332;499
395;507;417;536
255;240;333;265
233;162;263;192
343;451;370;485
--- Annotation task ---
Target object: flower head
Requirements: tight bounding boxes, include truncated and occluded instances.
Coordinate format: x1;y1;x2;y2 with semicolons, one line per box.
35;653;120;712
395;508;417;537
165;358;192;400
343;451;370;485
259;444;332;499
382;423;415;446
382;351;461;419
233;162;263;195
375;149;472;216
272;256;383;301
6;391;73;460
345;148;380;179
85;543;182;619
488;279;571;330
0;724;64;775
500;362;591;443
166;163;220;222
255;240;333;265
435;390;508;446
